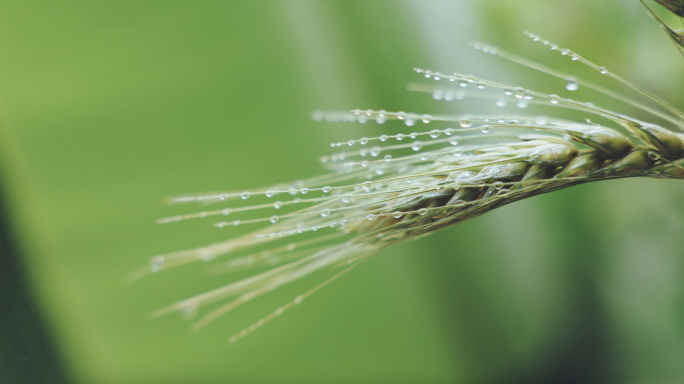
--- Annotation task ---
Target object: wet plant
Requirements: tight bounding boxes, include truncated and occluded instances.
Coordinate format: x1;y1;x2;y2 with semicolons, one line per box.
135;1;684;344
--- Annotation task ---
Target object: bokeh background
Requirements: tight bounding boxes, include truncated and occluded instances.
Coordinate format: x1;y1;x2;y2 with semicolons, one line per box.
1;1;683;383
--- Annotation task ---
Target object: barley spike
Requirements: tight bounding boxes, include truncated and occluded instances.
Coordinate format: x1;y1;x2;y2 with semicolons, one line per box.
137;9;684;344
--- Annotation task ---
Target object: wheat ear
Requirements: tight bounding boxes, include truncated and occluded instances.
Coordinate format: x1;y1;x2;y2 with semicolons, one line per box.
136;23;684;343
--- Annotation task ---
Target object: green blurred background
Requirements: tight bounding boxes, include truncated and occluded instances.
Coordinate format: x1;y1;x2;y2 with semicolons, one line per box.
0;1;683;383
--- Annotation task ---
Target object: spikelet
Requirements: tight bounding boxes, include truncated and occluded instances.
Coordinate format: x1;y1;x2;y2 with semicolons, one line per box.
135;16;684;344
652;0;684;17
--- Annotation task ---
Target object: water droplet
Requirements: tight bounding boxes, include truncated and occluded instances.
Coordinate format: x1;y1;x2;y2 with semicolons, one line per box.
523;93;533;100
504;87;514;96
560;48;570;55
417;208;429;216
294;295;303;304
366;110;373;116
409;132;418;139
432;90;444;100
493;181;504;190
357;115;367;123
517;100;528;109
376;116;386;124
459;118;471;128
241;192;251;200
495;99;507;107
221;208;231;217
481;126;490;134
565;79;579;91
265;190;276;198
361;160;369;168
571;54;579;61
444;128;454;135
370;146;381;157
496;189;509;196
444;92;454;101
397;111;406;120
365;214;376;221
199;249;215;262
300;187;309;194
384;154;392;162
477;82;485;89
342;195;352;203
421;114;432;124
347;140;354;147
320;208;331;217
362;181;372;192
312;225;320;231
269;215;279;224
450;138;459;145
358;137;369;146
322;186;332;193
233;220;241;226
219;194;228;201
378;110;386;117
181;303;198;320
599;66;608;74
459;79;468;87
429;129;441;138
411;141;423;151
584;118;592;124
149;256;165;273
392;211;403;218
513;87;525;99
273;201;283;209
404;118;415;127
396;133;405;141
452;182;461;190
380;135;388;142
562;134;573;141
549;94;561;104
354;109;361;115
359;149;368;157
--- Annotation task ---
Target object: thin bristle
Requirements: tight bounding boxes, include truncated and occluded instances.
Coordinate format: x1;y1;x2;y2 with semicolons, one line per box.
522;31;684;124
468;41;684;128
